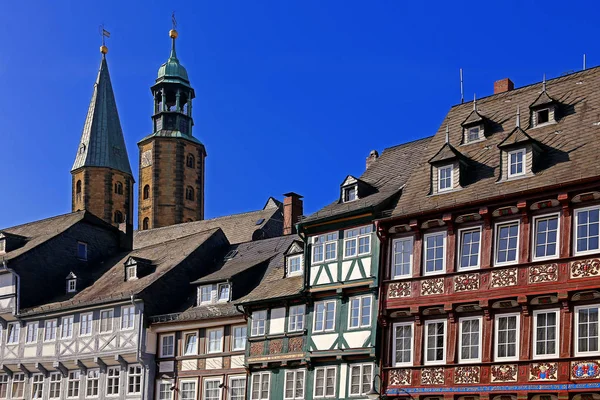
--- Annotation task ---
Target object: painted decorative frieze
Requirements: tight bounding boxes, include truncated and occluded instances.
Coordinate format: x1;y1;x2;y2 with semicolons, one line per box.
388;369;411;386
269;339;283;354
421;367;444;385
388;282;411;298
288;337;303;353
454;366;480;384
571;360;600;379
454;273;480;292
530;362;558;381
571;259;600;279
529;263;558;283
250;341;264;356
491;268;517;288
490;364;518;382
421;278;444;296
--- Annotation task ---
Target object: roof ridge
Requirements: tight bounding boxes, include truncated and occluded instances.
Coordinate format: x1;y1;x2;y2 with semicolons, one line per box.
1;210;85;232
134;226;222;251
381;135;433;153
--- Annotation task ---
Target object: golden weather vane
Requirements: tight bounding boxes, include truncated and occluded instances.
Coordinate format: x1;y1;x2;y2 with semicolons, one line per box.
99;24;111;54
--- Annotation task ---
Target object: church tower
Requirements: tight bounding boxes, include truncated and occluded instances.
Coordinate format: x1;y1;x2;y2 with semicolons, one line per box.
71;43;134;227
137;26;206;230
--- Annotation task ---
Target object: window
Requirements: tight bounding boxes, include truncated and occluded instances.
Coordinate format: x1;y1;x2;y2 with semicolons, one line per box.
186;154;195;168
218;283;230;302
142;217;150;230
438;164;453;191
423;231;446;275
31;374;44;399
67;371;80;398
143;185;151;200
343;186;357;202
458;227;481;270
314;300;336;332
229;376;246;400
114;210;124;224
495;313;520;361
0;240;4;254
349;364;373;397
533;309;559;358
127;365;142;394
67;279;77;293
495;221;520;265
100;310;114;333
508;148;526;177
349;295;372;329
12;373;25;399
467;126;481;142
183;332;198;355
314;367;336;398
160;334;175;357
232;326;247;351
80;313;93;336
7;323;20;344
207;328;224;353
575;305;600;356
392;237;413;279
121;305;135;330
157;380;174;400
312;233;338;263
575;206;600;255
288;305;305;332
77;242;87;260
126;266;137;281
115;182;123;195
251;311;267;336
250;373;270;400
61;315;74;339
76;180;82;194
393;322;413;366
199;285;213;305
44;319;57;341
344;226;372;258
287;255;303;276
533;214;559;260
204;379;221;400
106;367;120;396
537;109;550;125
0;374;8;399
49;372;61;399
459;317;482;362
284;370;305;400
180;380;196;400
424;320;446;365
185;186;195;201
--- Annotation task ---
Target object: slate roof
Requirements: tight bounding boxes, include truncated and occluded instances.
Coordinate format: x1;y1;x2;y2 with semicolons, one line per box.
300;136;432;223
390;66;600;218
72;55;133;176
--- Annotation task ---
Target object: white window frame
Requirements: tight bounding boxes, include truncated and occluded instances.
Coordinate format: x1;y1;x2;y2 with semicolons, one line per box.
31;373;44;400
204;378;223;400
12;373;25;399
574;304;600;356
494;220;520;266
507;148;526;178
6;322;20;344
250;372;270;400
424;319;447;365
348;295;372;329
179;379;197;400
61;315;74;339
106;367;120;397
311;233;338;264
156;379;174;400
343;225;372;259
348;363;373;397
217;283;230;302
532;309;560;359
126;265;137;281
25;322;38;344
251;310;267;336
283;369;306;400
183;331;198;356
121;305;135;330
392;236;413;279
343;186;357;203
127;365;142;395
437;164;453;192
206;328;224;354
232;325;247;351
288;305;305;332
0;374;7;400
67;371;81;399
423;231;447;276
313;366;336;399
574;205;600;256
67;279;77;293
535;108;551;126
466;125;482;142
457;226;482;271
86;369;100;398
228;375;246;400
458;316;482;363
287;255;303;276
99;309;114;333
79;313;93;336
313;300;336;333
49;372;61;399
159;334;175;358
392;322;413;367
494;312;521;361
532;213;560;261
44;319;57;342
199;285;214;305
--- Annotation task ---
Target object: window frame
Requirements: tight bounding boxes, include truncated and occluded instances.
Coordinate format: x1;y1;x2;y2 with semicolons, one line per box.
494;312;521;361
127;365;142;395
106;366;120;397
313;300;336;333
44;319;57;342
343;186;357;203
311;233;338;265
61;315;74;339
457;226;482;271
391;236;414;279
287;255;303;277
121;305;135;330
531;213;561;261
49;372;62;399
204;378;223;400
313;366;336;399
283;369;306;400
466;125;482;143
348;363;373;397
458;316;482;363
217;283;230;302
156;379;174;400
288;305;306;332
532;308;560;359
6;322;20;344
206;328;224;354
67;371;81;399
347;295;372;329
99;309;114;333
31;373;44;400
77;242;88;260
507;148;526;178
67;279;77;293
179;378;197;400
79;312;93;336
12;373;25;399
183;331;198;356
0;374;7;400
25;322;38;344
159;333;176;358
392;322;414;367
251;310;267;337
423;231;447;276
250;372;270;400
574;304;600;356
536;108;550;126
228;375;246;400
574;205;600;256
232;325;247;351
343;225;372;259
424;319;447;365
198;285;213;305
437;164;453;192
494;220;521;267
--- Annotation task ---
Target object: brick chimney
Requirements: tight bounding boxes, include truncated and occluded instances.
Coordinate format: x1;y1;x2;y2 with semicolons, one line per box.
283;192;303;235
494;78;514;94
366;150;379;170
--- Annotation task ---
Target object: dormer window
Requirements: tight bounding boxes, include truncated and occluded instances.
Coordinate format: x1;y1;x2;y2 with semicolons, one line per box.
508;149;526;178
536;109;549;125
343;186;357;202
0;239;5;254
126;265;137;281
198;283;230;305
123;256;152;282
77;242;87;260
287;255;303;276
199;285;213;304
438;165;453;192
466;125;483;143
218;283;230;302
67;279;77;293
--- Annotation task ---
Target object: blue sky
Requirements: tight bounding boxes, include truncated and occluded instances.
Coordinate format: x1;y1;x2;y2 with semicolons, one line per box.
0;0;597;228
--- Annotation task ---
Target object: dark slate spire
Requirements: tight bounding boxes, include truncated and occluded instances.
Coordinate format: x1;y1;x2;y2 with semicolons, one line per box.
72;54;133;175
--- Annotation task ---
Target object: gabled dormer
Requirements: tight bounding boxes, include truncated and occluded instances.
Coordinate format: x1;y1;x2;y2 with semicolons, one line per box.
124;256;153;281
65;272;78;294
340;175;374;203
429;126;469;194
284;240;304;277
197;281;231;305
498;107;543;181
530;76;559;128
461;96;489;144
0;232;27;254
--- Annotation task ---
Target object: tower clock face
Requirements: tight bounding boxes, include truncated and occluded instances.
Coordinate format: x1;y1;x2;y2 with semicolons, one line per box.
141;150;153;168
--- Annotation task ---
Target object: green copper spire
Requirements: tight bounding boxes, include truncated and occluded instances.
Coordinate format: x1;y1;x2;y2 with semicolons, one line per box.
72;53;133;175
156;29;190;85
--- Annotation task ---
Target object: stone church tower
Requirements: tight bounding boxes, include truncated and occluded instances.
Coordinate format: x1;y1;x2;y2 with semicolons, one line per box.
71;45;134;227
137;28;206;230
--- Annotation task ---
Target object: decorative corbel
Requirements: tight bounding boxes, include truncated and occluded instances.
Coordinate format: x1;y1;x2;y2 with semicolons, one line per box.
93;357;107;372
558;292;570;312
442;213;454;235
518;295;529;316
409;219;421;239
114;355;127;370
0;365;12;377
76;360;87;375
52;362;68;378
480;299;491;320
517;200;529;224
444;304;455;323
410;306;421;325
35;363;48;377
17;364;30;378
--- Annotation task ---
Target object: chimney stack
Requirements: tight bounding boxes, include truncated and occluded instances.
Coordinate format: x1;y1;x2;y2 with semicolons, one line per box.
366;150;379;170
283;192;303;235
118;214;133;251
494;78;514;94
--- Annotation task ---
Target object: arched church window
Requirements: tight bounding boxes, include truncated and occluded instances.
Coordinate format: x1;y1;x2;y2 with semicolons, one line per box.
115;182;123;195
114;211;124;224
142;218;149;231
143;185;150;200
185;186;195;201
186;154;195;168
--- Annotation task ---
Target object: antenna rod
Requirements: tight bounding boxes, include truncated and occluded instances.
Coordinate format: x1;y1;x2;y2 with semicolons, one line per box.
584;54;587;70
460;68;464;104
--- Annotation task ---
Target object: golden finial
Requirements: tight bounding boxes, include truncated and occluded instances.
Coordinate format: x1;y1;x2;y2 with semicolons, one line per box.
99;24;111;54
170;12;178;39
